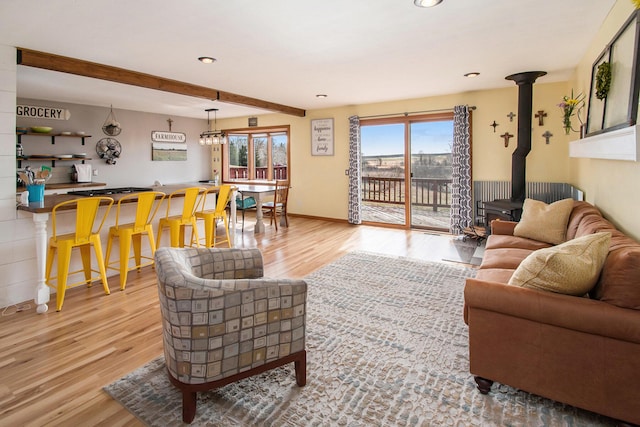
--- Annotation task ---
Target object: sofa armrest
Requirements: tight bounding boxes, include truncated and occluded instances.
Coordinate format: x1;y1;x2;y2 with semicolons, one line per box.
464;278;640;343
490;220;517;235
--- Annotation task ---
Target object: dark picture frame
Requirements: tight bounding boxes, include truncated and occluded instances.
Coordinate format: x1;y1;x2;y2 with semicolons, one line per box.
586;9;640;136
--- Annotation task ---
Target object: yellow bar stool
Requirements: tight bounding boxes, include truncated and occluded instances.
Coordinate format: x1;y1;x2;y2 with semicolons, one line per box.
104;191;166;290
192;184;233;248
45;197;114;311
156;187;204;248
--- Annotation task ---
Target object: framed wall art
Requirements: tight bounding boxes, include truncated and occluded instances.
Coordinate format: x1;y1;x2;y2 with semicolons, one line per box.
311;118;334;156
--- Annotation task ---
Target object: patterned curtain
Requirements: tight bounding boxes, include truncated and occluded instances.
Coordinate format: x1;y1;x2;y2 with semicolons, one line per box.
348;116;362;224
450;105;472;234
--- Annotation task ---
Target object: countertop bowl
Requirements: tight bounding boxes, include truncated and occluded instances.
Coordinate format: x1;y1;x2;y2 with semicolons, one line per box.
31;126;53;133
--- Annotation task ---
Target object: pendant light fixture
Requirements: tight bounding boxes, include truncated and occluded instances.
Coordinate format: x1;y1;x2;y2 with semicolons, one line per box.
199;108;227;145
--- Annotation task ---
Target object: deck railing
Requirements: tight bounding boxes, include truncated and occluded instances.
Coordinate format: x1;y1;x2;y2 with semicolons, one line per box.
362;177;452;211
229;166;288;180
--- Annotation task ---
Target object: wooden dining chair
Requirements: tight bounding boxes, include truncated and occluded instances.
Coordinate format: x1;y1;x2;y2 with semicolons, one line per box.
263;180;289;230
234;191;257;232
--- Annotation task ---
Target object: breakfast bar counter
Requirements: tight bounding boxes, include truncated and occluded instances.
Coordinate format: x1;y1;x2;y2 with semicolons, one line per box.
18;183;237;313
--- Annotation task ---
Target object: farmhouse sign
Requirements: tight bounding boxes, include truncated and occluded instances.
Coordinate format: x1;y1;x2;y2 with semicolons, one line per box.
17;104;71;120
151;131;187;143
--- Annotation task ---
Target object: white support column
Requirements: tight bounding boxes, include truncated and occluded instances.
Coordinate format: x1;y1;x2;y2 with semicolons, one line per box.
33;212;50;313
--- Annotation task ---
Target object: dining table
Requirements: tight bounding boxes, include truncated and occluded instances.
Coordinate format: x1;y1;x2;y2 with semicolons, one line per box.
16;183;237;314
234;184;287;233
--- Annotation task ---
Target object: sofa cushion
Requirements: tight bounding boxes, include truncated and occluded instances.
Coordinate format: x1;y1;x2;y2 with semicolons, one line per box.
480;247;535;270
486;234;553;251
508;232;612;296
514;198;575;245
475;268;517;284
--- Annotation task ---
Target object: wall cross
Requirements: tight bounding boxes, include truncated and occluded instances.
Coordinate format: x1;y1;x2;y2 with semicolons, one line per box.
490;121;499;133
507;112;516;122
542;130;553;144
167;118;174;131
500;132;514;147
535;110;547;126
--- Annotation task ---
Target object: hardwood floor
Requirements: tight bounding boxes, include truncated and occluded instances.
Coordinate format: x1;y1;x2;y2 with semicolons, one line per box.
0;216;476;426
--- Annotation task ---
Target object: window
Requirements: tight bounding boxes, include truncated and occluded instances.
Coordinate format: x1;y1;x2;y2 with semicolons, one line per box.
225;126;289;181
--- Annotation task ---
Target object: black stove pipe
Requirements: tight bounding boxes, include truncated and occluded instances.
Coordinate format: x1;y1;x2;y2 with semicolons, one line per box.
505;71;546;203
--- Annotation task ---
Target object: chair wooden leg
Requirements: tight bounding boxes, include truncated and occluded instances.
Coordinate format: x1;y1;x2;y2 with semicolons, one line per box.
295;350;307;386
270;208;278;231
182;390;197;423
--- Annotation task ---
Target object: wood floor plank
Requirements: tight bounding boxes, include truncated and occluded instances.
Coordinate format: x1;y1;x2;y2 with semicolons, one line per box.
0;217;470;426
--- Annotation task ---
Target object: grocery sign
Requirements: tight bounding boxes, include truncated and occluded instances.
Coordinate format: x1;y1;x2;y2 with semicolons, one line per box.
17;104;71;120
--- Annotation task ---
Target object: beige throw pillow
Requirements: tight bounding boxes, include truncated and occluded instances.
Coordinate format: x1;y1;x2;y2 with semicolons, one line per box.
508;232;611;296
514;198;574;245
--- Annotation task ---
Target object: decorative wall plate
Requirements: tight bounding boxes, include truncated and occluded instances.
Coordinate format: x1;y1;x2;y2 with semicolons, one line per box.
96;137;122;165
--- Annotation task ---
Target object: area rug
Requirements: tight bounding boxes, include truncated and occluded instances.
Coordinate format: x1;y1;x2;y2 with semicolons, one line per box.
104;251;614;426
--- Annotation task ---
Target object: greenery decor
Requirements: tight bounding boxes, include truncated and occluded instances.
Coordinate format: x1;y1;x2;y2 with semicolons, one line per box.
595;62;611;100
558;90;585;135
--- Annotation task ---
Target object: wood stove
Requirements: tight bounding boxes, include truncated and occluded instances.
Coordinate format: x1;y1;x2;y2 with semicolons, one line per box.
483;71;546;229
483;199;523;223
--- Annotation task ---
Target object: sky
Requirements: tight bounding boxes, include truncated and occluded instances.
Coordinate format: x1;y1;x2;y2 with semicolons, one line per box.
361;120;454;157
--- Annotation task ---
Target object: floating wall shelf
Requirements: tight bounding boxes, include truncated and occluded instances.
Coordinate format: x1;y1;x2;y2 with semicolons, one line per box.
569;124;639;161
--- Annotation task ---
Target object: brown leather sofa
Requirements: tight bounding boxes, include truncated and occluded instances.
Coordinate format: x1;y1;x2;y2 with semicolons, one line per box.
464;201;640;425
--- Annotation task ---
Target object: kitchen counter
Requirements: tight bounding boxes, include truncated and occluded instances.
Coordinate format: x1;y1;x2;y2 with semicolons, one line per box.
16;183;219;213
17;181;107;194
17;182;238;314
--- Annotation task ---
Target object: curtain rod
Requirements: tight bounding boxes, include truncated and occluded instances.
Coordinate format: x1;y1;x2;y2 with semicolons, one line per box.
358;105;476;120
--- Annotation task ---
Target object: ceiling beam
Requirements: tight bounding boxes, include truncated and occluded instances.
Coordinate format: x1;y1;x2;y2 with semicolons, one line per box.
17;48;306;117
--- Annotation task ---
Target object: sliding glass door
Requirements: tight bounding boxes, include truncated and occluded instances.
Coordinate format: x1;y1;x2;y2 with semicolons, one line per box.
409;119;454;229
360;114;454;231
361;123;406;226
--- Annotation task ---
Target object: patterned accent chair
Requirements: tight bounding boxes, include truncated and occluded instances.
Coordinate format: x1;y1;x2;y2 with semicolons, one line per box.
154;247;307;423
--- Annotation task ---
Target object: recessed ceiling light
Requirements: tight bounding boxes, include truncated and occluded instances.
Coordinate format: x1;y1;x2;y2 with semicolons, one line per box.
198;57;216;64
316;94;328;98
413;0;443;7
464;72;480;78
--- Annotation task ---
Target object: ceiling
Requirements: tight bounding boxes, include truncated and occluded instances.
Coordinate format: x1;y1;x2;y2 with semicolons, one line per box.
1;0;616;119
